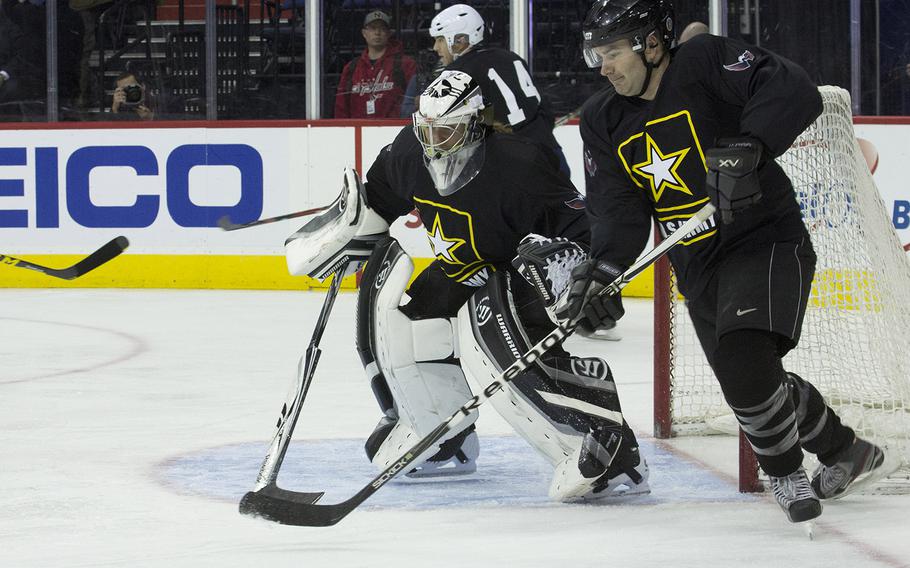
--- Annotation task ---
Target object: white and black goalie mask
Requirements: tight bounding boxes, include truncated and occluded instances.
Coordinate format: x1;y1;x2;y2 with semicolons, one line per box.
413;70;487;196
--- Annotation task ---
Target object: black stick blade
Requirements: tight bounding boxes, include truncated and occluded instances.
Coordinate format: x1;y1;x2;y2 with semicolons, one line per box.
63;236;130;279
239;484;328;525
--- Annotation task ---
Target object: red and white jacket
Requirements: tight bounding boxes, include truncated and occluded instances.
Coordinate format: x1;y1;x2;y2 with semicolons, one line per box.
334;40;417;119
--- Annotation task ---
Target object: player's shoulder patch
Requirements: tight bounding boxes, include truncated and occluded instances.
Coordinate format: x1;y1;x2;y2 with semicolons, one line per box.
564;195;586;210
723;49;755;71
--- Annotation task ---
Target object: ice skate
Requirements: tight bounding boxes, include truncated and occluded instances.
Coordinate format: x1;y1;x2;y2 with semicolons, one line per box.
405;424;479;478
550;424;650;501
365;416;479;478
811;436;891;499
769;467;822;523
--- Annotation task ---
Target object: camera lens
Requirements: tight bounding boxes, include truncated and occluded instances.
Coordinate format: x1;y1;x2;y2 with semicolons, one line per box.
124;85;142;103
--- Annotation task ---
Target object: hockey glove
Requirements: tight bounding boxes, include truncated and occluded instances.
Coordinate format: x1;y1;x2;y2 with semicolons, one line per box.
512;234;588;309
555;259;626;334
705;137;764;224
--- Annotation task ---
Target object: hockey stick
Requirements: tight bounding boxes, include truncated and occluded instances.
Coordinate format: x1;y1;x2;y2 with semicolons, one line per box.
0;236;129;280
218;206;330;231
240;203;717;527
554;108;581;128
238;270;345;517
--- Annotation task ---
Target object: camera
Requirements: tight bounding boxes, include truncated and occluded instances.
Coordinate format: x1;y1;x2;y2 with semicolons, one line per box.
122;84;143;106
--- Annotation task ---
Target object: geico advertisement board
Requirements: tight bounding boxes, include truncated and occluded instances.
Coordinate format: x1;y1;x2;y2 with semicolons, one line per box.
1;122;907;289
853;123;910;250
0;126;357;255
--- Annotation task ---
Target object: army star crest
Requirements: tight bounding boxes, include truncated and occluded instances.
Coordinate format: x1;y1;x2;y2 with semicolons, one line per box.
632;133;693;202
427;214;465;263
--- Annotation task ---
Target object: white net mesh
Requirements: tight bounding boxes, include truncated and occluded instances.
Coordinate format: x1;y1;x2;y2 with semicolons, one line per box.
663;86;910;491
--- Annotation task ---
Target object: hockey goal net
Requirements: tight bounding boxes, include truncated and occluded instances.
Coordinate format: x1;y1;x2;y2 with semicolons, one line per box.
653;86;910;493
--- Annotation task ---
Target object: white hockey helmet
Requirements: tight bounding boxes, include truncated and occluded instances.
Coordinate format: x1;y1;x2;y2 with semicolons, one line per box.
412;70;488;195
429;4;485;53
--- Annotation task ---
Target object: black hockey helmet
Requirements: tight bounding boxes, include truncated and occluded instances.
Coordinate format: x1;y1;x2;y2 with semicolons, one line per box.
582;0;676;68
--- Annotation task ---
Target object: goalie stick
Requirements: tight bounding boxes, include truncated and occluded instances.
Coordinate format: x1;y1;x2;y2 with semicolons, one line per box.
238;269;345;518
0;236;129;280
239;203;717;527
218;206;330;231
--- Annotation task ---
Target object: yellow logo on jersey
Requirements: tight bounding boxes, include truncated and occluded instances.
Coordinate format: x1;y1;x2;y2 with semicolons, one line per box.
655;198;718;246
414;197;495;285
631;133;693;202
617;110;708;208
426;213;466;263
615;111;718;246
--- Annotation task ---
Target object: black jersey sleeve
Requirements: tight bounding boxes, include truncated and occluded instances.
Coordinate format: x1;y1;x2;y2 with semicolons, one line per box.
681;35;823;158
453;48;543;129
514;144;590;245
364;127;421;224
579;98;653;268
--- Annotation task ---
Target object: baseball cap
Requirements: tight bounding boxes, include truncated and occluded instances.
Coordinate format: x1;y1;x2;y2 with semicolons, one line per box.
363;10;391;27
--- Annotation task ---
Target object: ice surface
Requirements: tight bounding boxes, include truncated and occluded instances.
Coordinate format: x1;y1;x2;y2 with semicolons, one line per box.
1;289;907;568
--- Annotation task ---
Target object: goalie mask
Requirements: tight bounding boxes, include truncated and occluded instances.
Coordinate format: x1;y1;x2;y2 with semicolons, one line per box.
413;70;488;196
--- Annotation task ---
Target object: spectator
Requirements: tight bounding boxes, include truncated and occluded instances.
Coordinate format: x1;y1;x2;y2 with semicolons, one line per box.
679;21;709;43
334;10;417;119
110;71;155;120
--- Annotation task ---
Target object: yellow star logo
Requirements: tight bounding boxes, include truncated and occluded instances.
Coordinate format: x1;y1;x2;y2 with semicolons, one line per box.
426;214;466;264
632;134;693;202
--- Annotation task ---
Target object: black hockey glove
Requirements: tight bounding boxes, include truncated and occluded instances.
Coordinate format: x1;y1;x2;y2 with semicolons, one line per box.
512;234;588;308
705;137;764;224
555;259;626;334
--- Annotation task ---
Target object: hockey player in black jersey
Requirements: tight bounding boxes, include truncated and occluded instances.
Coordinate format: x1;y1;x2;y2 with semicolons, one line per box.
286;69;649;501
428;4;571;176
560;0;889;523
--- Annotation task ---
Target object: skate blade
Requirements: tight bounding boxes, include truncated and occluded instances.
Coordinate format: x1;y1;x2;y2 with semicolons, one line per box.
589;480;652;501
404;460;477;479
560;478;652;503
832;451;901;499
802;520;816;540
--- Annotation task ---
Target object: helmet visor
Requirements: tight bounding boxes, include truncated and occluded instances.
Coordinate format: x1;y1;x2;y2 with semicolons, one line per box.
424;140;485;196
413;113;472;159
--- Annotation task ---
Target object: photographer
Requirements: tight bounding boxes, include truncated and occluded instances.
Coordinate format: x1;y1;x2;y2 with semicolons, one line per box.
111;71;154;120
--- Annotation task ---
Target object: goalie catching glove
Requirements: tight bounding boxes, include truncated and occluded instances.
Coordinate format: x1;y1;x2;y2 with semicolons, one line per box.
705;137;764;224
555;259;626;334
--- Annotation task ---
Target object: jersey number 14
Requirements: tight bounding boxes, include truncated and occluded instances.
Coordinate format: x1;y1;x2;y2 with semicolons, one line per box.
488;61;541;126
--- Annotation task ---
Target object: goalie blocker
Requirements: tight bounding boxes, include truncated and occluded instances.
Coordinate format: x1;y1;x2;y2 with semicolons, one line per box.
285;167;390;281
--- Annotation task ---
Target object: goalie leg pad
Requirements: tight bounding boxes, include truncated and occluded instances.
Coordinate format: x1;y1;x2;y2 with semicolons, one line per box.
457;271;645;500
357;237;478;476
